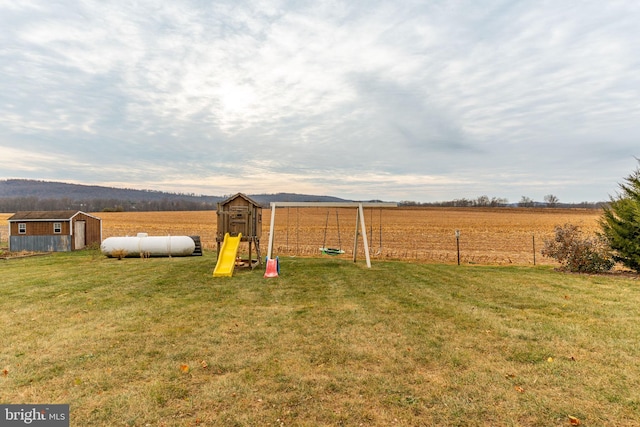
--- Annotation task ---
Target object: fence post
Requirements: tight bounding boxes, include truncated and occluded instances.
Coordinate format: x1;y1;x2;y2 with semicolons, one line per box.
455;229;460;265
532;234;536;265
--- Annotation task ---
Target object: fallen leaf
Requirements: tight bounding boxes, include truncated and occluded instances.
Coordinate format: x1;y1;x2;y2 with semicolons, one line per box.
569;356;577;362
568;415;581;425
514;386;525;393
547;357;554;363
180;364;190;374
505;373;516;379
564;295;570;300
200;360;208;369
2;369;8;377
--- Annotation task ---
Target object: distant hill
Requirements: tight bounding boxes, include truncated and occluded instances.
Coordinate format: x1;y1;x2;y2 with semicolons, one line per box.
0;179;221;203
0;179;352;212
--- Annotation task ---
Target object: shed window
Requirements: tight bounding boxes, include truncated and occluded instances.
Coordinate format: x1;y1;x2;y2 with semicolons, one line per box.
18;223;26;234
53;222;62;234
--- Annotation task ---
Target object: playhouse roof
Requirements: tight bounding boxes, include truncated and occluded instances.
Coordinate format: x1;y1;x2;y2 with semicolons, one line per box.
221;193;261;207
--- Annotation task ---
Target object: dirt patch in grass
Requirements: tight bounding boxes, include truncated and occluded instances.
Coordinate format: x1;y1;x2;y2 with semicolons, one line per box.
0;249;48;259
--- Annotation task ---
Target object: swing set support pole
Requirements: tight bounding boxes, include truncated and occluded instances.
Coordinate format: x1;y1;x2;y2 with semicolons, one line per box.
353;203;371;268
267;204;277;261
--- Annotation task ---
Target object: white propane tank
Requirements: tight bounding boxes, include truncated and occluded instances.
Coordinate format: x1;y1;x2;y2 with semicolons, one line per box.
101;235;196;257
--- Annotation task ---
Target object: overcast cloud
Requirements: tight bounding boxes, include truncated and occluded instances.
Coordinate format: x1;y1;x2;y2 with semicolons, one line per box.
1;0;639;203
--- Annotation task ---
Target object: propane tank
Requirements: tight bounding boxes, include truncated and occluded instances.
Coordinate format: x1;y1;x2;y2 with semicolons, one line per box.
101;235;196;257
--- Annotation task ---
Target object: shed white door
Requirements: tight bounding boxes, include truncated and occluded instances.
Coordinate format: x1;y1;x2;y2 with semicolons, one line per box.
74;220;86;249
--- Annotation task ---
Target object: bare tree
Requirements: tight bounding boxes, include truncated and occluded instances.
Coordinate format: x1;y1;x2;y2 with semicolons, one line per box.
518;196;535;208
490;197;509;207
543;194;559;208
475;195;490;206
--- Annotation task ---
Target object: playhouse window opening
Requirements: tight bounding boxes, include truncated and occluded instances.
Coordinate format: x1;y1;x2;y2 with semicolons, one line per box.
53;222;62;234
18;223;26;234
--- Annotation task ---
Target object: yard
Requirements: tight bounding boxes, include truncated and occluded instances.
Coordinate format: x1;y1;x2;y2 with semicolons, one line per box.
1;249;639;426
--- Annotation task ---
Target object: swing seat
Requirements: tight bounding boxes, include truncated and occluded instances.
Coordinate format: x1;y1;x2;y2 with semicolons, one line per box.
320;247;345;256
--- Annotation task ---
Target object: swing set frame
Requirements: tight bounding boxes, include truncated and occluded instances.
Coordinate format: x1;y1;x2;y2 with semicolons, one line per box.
266;202;397;268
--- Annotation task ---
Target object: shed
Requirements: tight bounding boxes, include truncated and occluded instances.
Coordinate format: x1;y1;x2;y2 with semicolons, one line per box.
8;210;102;252
216;193;262;267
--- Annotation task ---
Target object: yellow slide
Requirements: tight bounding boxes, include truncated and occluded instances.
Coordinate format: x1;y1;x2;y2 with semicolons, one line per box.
213;233;242;277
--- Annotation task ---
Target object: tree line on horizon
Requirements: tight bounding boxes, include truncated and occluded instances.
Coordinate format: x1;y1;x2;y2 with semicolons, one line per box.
0;197;215;213
400;194;605;209
0;194;605;213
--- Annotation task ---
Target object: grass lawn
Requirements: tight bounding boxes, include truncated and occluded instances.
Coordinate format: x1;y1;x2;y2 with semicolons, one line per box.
1;250;639;426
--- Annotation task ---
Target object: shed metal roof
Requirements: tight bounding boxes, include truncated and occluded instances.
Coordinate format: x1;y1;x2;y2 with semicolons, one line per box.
8;210;101;221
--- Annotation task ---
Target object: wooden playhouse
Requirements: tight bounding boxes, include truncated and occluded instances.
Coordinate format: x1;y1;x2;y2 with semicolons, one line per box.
216;193;262;267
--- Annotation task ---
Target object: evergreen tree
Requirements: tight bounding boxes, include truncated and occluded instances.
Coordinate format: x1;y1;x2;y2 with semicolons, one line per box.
600;162;640;272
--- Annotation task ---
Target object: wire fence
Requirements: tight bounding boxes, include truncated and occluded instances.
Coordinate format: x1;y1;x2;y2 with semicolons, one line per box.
265;207;602;266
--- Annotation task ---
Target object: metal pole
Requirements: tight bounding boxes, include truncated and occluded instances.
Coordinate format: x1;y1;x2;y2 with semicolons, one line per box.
455;229;460;265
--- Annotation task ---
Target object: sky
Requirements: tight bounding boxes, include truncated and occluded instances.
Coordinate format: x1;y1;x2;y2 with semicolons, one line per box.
1;0;639;203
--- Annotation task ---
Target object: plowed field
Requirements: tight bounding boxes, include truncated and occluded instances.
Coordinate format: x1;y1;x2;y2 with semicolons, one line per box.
87;208;601;265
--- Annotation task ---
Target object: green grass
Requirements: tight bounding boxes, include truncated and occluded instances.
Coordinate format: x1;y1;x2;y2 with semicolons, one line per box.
1;250;640;426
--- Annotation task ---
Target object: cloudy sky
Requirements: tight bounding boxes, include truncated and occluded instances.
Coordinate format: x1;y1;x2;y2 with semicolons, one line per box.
1;0;639;203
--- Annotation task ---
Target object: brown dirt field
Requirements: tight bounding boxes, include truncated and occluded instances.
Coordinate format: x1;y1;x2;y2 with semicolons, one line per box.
93;207;601;266
1;208;602;265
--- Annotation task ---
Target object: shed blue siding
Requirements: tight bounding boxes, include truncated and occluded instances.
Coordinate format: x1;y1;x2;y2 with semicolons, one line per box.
10;235;71;252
